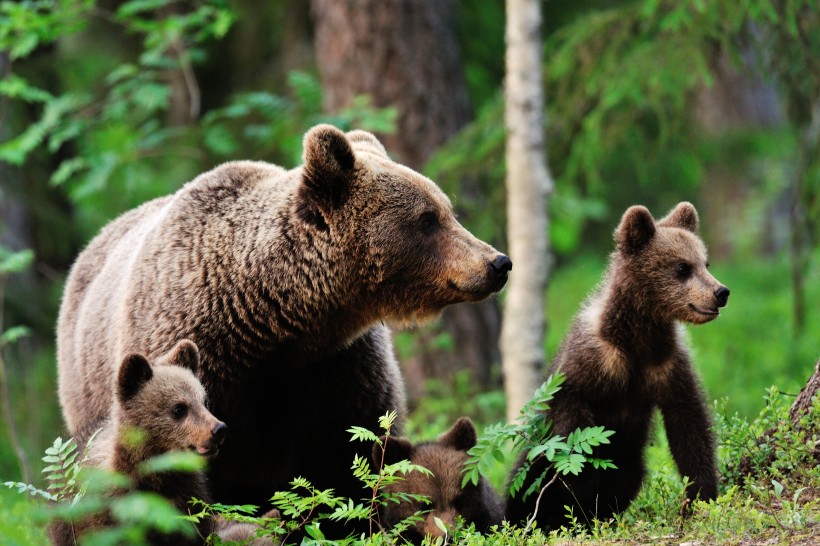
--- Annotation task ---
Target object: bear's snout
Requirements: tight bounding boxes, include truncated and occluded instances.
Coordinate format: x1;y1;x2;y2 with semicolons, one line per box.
714;286;730;308
212;421;228;446
489;254;513;289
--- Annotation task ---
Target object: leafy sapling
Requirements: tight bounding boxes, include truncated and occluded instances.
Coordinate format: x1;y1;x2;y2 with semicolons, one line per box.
463;373;615;533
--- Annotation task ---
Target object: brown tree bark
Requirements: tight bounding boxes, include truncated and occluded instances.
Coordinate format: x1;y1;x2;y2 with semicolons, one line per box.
738;359;820;477
693;41;784;259
311;0;502;396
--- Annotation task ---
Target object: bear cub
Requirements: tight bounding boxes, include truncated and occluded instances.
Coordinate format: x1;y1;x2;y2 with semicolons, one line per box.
50;340;227;546
373;417;503;543
505;202;729;530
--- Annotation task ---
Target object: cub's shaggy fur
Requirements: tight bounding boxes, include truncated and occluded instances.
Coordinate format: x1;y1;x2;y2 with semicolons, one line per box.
374;417;503;543
50;341;226;545
506;202;729;529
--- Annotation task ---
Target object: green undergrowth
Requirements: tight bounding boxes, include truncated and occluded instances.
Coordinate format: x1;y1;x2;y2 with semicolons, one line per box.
1;381;818;545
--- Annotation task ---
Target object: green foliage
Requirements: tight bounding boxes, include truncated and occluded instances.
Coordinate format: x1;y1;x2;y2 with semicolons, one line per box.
0;0;395;237
463;373;615;512
192;411;434;544
428;0;815;257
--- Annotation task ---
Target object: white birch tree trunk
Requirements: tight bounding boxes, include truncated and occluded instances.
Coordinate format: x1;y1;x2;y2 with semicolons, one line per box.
501;0;553;421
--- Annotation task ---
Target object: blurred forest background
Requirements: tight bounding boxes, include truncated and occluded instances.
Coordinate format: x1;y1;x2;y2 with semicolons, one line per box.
0;0;817;497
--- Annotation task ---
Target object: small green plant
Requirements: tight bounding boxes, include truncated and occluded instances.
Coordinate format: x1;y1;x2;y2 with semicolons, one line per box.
463;373;616;534
346;410;432;541
188;410;433;544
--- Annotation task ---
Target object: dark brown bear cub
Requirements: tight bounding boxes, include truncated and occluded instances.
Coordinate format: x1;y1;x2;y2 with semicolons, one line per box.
505;202;729;530
50;340;227;546
374;417;503;543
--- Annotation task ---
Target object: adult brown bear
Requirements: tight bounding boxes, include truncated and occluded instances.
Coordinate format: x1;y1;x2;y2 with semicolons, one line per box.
57;125;511;526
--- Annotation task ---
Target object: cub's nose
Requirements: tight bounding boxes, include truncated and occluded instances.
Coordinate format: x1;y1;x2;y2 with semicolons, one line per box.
715;286;730;307
212;422;228;445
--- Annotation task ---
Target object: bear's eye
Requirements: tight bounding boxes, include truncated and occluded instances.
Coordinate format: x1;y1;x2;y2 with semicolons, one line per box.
171;403;188;420
675;262;692;280
419;212;440;235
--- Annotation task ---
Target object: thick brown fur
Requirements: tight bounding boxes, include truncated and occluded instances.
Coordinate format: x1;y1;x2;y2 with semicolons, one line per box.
49;340;227;545
505;202;729;530
374;417;503;543
57;125;510;526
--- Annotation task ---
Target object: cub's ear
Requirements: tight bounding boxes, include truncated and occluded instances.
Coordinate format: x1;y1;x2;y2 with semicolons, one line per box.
117;354;153;402
658;201;699;234
346;130;388;158
615;205;656;255
373;435;415;467
438;416;477;452
160;339;200;375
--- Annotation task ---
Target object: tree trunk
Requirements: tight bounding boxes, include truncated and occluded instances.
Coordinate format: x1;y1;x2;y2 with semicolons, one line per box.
501;0;552;421
311;0;502;395
738;359;820;477
692;40;784;259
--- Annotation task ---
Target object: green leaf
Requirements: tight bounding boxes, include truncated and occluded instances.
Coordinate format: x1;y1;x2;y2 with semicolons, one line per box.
50;157;89;187
138;451;205;476
304;523;326;540
347;426;378;443
1;326;30;346
0;74;52;102
434;516;448;535
0;249;34;275
772;479;784;499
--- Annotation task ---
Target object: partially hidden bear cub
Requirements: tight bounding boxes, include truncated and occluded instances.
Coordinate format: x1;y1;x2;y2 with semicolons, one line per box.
50;340;227;546
373;417;503;543
505;202;730;530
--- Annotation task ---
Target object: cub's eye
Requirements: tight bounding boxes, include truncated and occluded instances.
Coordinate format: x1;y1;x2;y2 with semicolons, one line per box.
675;262;692;280
419;212;439;235
171;403;188;420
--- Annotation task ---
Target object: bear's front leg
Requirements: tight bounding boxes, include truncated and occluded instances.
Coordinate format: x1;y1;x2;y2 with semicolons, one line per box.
659;356;719;506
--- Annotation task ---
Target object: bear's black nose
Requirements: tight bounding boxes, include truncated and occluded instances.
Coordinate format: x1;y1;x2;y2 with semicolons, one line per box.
715;286;730;307
212;422;228;445
491;254;513;274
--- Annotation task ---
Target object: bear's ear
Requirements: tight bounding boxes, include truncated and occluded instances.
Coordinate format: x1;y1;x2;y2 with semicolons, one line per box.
301;124;355;208
438;416;477;452
373;435;415;466
658;201;699;234
161;339;200;374
615;205;656;255
346;130;388;158
117;354;153;402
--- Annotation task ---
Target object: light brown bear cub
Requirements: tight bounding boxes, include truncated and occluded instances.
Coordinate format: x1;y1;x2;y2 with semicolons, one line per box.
50;340;227;546
506;202;729;529
374;417;503;543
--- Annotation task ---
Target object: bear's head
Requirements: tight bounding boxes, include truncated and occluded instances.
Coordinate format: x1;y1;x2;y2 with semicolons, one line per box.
115;340;227;461
296;124;512;326
614;202;730;324
373;417;500;542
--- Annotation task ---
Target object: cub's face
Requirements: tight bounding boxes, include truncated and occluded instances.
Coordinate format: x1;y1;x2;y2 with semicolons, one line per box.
297;125;511;326
117;340;227;460
615;202;730;325
643;229;729;324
